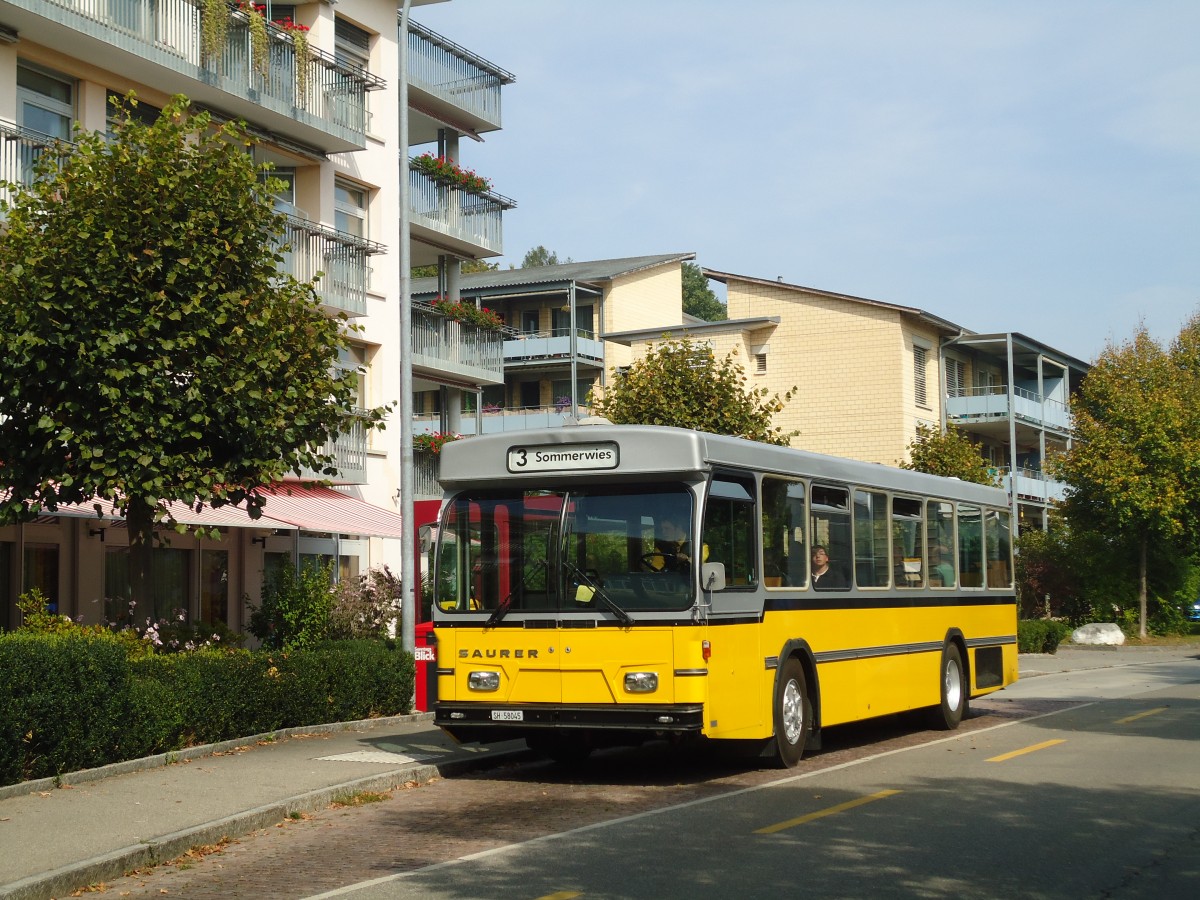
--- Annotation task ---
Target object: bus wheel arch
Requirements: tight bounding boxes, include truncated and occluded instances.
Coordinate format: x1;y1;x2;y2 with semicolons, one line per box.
772;641;819;768
928;631;969;730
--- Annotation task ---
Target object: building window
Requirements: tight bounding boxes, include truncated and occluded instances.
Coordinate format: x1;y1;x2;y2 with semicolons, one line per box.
946;357;967;398
913;345;928;407
755;353;767;374
338;343;369;410
17;62;74;140
335;17;372;71
335;179;368;239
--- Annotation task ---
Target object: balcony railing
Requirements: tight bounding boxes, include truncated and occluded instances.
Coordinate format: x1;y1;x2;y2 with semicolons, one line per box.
413;448;442;498
504;329;604;365
412;306;505;381
945;385;1069;431
0;121;71;208
416;405;594;436
407;20;512;131
295;407;370;485
995;466;1067;504
19;0;381;151
277;215;384;317
408;164;511;256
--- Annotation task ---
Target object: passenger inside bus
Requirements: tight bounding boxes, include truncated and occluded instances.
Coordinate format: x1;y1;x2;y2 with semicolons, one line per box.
811;545;847;590
644;516;692;573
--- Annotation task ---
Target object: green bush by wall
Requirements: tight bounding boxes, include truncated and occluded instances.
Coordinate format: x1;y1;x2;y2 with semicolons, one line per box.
0;634;414;787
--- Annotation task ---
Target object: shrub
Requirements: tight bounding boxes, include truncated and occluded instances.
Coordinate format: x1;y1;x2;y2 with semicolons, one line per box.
329;566;401;641
1018;619;1072;654
248;561;334;650
0;631;130;783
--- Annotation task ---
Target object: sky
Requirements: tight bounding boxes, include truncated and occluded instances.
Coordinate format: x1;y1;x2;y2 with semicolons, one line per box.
413;0;1200;363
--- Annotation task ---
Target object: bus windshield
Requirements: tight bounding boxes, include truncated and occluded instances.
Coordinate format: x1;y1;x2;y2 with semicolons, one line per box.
434;484;696;615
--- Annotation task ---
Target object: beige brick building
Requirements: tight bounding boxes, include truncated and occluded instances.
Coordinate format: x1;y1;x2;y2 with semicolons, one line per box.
610;269;1088;534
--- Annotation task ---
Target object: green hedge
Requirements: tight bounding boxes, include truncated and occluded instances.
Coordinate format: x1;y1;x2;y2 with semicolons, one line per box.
0;634;414;787
1018;619;1072;654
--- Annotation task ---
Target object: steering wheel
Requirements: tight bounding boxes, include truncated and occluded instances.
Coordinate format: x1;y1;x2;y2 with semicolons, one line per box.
639;552;676;573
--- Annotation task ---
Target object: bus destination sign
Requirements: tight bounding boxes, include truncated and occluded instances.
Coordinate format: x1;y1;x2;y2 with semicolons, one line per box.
506;442;619;473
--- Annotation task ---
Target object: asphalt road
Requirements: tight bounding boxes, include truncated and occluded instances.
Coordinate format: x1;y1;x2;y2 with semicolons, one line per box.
102;651;1200;899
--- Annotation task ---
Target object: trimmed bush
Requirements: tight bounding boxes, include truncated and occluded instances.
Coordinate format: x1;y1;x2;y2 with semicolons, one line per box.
0;632;130;783
1;635;416;788
1018;619;1072;654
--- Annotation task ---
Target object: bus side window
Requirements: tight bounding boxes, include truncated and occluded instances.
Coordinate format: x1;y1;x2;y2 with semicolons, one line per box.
958;504;984;588
762;477;805;587
703;474;757;589
927;500;955;588
810;484;852;591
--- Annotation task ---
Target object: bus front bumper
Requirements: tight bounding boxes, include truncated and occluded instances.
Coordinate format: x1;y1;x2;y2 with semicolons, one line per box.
435;702;705;744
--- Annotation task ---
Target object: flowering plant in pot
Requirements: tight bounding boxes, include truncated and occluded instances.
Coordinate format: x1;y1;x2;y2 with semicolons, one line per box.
430;296;504;332
413;431;462;454
411;153;493;194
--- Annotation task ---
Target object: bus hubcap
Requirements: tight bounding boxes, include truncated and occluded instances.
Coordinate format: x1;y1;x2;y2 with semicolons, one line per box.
782;679;804;743
944;660;962;710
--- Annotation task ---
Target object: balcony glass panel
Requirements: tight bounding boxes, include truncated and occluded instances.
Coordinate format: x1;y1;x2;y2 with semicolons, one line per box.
503;330;604;364
946;385;1068;431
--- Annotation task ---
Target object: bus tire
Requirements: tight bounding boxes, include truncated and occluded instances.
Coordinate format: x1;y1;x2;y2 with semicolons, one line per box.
772;658;811;768
929;642;968;730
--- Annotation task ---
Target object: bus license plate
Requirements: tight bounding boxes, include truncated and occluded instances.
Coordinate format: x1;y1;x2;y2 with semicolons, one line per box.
491;710;523;721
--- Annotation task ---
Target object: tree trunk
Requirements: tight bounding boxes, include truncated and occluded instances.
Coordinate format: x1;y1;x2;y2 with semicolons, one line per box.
126;500;156;621
1138;534;1148;640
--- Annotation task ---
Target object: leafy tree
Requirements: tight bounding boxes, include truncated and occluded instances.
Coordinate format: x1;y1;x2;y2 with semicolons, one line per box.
411;258;498;279
590;338;795;445
682;262;726;321
901;423;998;485
0;95;384;612
1050;326;1196;638
520;245;572;268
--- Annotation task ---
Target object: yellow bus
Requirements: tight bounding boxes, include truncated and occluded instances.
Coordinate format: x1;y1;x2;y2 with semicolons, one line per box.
431;424;1017;765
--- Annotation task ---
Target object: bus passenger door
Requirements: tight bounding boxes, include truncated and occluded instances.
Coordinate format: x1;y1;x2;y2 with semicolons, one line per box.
700;473;770;739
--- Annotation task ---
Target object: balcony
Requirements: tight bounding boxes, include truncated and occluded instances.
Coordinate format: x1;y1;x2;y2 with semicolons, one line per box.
504;329;605;368
415;405;593;436
3;0;382;154
0;121;70;208
408;164;512;263
277;215;385;318
406;20;513;143
411;305;505;386
294;408;371;486
946;385;1070;432
997;467;1068;505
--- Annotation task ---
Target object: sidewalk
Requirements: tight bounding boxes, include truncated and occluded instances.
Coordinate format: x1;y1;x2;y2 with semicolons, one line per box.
0;714;528;900
1;644;1196;900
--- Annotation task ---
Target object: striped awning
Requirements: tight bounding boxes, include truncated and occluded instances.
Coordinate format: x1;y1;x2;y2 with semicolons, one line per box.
35;497;297;531
250;484;406;539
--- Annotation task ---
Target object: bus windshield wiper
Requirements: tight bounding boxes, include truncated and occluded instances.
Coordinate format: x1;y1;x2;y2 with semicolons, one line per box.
563;560;633;626
485;591;514;627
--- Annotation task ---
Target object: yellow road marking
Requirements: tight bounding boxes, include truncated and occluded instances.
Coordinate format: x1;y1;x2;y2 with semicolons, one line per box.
1115;706;1169;725
986;739;1066;762
533;893;581;900
754;789;902;834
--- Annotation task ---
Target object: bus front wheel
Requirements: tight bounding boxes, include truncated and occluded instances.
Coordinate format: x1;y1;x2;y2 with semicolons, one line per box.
772;658;811;768
928;643;968;730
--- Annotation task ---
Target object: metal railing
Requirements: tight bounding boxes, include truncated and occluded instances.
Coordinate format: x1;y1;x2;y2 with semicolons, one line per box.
408;164;509;254
28;0;379;143
945;384;1069;430
0;122;72;208
276;214;384;317
412;306;505;376
407;20;512;128
503;329;605;364
297;407;370;485
413;448;442;497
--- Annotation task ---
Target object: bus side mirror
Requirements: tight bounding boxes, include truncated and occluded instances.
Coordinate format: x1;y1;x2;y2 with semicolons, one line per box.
702;562;726;592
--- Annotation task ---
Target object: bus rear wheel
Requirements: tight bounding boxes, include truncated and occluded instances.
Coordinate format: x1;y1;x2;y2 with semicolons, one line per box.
772;658;811;768
928;642;968;730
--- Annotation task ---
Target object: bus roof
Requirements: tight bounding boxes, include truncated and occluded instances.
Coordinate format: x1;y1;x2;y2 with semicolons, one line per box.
437;424;1010;507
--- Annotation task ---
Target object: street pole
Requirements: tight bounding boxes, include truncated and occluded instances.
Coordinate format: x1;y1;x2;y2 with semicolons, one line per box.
399;0;415;656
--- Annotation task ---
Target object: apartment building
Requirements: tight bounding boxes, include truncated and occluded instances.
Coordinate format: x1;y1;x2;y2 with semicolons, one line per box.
407;253;692;505
0;1;514;631
610;269;1087;535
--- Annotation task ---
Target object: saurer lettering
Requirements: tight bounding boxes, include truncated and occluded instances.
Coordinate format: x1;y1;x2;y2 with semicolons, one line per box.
459;648;539;659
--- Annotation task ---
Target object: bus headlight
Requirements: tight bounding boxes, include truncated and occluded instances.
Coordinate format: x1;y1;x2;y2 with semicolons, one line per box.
468;671;501;692
624;672;658;693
